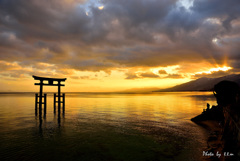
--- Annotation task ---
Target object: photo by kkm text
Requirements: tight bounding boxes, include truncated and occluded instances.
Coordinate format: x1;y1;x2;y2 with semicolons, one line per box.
203;151;234;158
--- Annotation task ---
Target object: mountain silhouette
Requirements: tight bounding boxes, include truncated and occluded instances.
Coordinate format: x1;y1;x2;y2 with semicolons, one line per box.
154;74;240;92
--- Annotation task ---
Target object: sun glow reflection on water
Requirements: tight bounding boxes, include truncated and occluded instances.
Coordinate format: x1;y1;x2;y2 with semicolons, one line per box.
0;92;216;161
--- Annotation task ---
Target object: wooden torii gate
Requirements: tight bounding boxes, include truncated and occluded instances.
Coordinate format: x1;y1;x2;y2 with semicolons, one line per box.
33;75;67;115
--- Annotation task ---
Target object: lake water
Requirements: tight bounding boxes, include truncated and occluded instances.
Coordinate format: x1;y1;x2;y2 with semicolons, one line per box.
0;92;217;161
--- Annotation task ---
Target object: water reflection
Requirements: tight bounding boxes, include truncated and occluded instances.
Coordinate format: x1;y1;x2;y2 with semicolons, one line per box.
35;106;65;136
0;92;216;161
54;111;65;127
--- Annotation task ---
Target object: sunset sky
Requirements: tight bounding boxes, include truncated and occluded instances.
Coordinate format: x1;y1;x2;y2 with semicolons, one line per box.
0;0;240;92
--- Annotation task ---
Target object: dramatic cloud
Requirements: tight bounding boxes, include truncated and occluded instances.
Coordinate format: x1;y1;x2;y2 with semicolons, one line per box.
158;70;167;75
125;72;140;80
0;0;240;91
140;72;160;78
192;70;232;79
165;74;184;79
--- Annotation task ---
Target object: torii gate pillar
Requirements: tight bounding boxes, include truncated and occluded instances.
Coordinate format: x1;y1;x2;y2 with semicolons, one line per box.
33;75;67;116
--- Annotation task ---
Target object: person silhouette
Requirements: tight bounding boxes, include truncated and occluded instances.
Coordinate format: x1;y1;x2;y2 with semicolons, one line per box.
206;103;210;111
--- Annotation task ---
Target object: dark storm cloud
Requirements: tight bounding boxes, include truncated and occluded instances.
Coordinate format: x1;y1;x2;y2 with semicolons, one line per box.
0;0;240;77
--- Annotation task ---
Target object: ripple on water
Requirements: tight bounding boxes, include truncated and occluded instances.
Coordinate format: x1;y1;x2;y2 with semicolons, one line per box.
0;92;211;161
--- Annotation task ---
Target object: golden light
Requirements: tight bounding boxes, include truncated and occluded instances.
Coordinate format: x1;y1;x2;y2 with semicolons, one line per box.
212;38;218;43
195;66;232;75
98;6;104;10
150;65;180;75
205;18;221;25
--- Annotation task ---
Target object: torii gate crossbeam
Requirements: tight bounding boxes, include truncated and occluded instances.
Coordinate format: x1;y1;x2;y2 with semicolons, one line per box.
33;75;67;115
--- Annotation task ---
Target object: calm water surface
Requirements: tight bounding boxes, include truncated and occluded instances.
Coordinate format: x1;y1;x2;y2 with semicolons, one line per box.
0;92;216;161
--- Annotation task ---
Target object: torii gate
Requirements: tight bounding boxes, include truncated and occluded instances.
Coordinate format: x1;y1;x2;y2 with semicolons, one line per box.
33;75;67;115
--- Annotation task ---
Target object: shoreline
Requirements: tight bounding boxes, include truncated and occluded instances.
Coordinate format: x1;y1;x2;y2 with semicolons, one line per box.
195;120;223;161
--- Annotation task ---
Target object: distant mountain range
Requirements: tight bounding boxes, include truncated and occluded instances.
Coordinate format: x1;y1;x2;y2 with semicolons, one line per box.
154;74;240;92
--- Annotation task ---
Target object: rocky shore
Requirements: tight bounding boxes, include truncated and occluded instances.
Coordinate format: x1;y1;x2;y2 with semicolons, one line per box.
191;81;240;161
